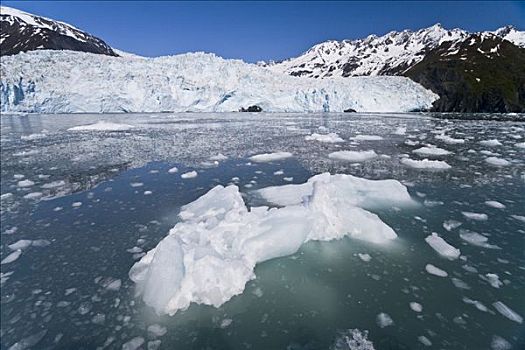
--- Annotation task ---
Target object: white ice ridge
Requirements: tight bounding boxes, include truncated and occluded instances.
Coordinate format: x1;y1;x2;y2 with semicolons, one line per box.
1;51;438;113
129;173;414;315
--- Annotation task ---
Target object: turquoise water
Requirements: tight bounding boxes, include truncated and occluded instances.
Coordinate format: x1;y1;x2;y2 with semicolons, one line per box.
1;113;524;349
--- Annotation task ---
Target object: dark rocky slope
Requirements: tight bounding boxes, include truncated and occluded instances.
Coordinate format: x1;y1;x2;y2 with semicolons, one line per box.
0;6;117;56
405;34;525;112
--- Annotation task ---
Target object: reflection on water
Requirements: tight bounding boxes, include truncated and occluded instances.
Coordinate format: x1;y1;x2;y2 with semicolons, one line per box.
1;112;524;349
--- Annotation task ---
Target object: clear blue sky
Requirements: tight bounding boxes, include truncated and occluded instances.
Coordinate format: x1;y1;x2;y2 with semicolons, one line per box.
3;1;524;62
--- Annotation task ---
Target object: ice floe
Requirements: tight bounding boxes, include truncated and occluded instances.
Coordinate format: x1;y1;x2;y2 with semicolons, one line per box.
485;201;506;209
376;313;393;328
401;158;451;169
425;233;461;259
412;146;451;157
181;171;198;179
248;152;293;162
425;264;448;277
435;134;465;144
305;132;344;143
485;157;510;166
493;301;523;323
409;302;423;312
459;231;500;249
479;139;502;147
68;121;135;131
328;150;378;162
351;135;383;141
491;335;512;350
130;173;413;315
462;211;488;221
1;249;22;265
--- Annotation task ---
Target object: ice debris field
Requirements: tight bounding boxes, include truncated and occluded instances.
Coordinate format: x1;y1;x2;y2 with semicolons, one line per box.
0;112;524;350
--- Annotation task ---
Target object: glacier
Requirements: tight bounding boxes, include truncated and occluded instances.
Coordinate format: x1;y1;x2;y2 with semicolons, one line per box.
0;50;438;113
129;173;414;315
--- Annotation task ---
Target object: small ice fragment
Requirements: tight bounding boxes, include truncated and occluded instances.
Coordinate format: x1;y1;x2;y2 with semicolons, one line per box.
418;336;432;346
463;297;488;312
493;301;523;323
515;142;525;149
485;157;510;166
105;279;122;291
168;167;178;173
283;177;293;182
305;132;344;143
41;180;66;189
480;139;502;147
72;202;82;207
7;330;47;350
210;153;228;161
412;146;451;157
144;191;152;195
181;171;198;179
358;253;371;262
91;313;106;324
376;313;393;328
329;150;377;162
147;324;167;337
1;250;22;265
394;127;406;135
462;212;488;221
249;152;292;163
220;318;233;328
425;233;461;259
17;180;34;188
8;240;32;251
484;273;503;288
409;302;423;312
443;220;462;231
401;158;451;169
68;121;135;131
351;135;383;141
451;277;470;290
485;201;506;209
130;182;143;188
511;215;525;223
425;264;448;277
273;170;284;175
491;335;512;350
435;134;464;144
147;340;162;350
459;231;499;249
122;337;145;350
23;192;43;200
332;329;375;350
1;193;14;201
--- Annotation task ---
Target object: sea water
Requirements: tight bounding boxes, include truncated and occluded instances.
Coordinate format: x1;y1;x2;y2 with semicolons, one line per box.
1;112;524;349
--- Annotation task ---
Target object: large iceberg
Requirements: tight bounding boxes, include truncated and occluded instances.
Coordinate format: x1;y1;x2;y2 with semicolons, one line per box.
129;173;414;315
0;50;438;113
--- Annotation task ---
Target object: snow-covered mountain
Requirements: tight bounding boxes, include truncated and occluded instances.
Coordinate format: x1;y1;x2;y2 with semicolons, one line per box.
0;50;437;113
266;24;525;78
0;6;116;56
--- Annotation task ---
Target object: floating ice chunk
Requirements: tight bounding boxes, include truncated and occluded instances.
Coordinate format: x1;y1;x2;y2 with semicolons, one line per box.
425;264;448;277
418;336;432;347
491;335;512;350
1;250;22;265
122;337;145;350
181;171;198;179
480;139;502;147
17;179;34;188
130;182;143;188
443;220;462;231
485;201;506;209
131;174;413;315
167;167;178;173
351;135;383;141
41;180;66;189
463;297;488;312
256;173;414;208
220;319;233;328
435;134;465;144
485;157;510;166
358;253;372;262
210;153;228;161
516;142;525;149
511;215;525;223
451;277;470;290
459;231;500;249
249;152;293;162
23;192;43;200
328;150;378;162
393;127;406;135
410;302;423;312
7;330;47;350
72;202;82;207
305;132;344;143
462;212;488;221
148;340;162;350
68;121;135;131
8;240;32;250
376;313;393;328
1;193;14;201
412;146;451;157
483;274;503;288
401;158;451;169
425;233;461;259
493;301;523;323
332;329;375;350
144;191;152;195
147;324;167;337
105;279;122;291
